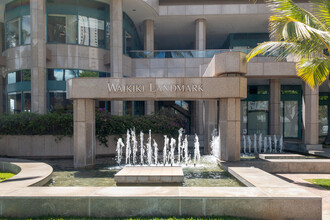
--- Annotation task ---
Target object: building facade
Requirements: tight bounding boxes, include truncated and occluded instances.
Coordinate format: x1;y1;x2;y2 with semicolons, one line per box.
0;0;327;151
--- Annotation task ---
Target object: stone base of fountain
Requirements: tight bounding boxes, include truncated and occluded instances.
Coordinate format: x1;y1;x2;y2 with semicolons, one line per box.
258;153;305;160
114;166;184;186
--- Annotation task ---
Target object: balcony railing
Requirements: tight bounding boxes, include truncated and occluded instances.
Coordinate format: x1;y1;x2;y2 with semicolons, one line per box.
128;49;252;59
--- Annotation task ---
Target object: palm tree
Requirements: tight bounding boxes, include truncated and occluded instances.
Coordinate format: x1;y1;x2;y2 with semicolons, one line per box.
245;0;330;89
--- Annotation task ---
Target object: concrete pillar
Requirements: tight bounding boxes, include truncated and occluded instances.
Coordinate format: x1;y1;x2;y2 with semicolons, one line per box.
195;18;206;50
74;99;96;168
269;79;281;135
219;98;241;161
144;19;155;115
203;100;218;154
30;0;47;114
144;19;154;51
303;84;319;145
110;0;123;115
145;101;155;115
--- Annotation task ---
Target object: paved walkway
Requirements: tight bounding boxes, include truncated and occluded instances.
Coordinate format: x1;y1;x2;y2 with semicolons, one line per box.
276;173;330;220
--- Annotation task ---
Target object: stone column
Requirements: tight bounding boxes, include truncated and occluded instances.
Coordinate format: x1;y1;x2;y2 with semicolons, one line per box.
30;0;47;114
110;0;123;115
203;100;218;154
144;19;154;51
144;19;155;115
303;84;320;146
74;99;96;168
195;18;206;51
195;19;206;132
269;79;281;135
219;98;241;161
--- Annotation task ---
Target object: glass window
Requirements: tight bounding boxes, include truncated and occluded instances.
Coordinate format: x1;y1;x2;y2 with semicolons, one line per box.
47;15;77;44
5;0;31;49
22;69;31;81
7;71;21;84
134;101;145;116
7;92;22;113
46;0;109;48
281;86;302;139
64;69;78;80
6;18;20;48
241;101;247;135
21;15;30;45
247;101;269;135
49;91;73;113
282;101;299;138
319;105;328;136
79;70;98;77
23;92;31;112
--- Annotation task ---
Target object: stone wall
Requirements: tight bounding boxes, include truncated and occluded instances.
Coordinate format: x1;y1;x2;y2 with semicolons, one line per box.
0;134;164;158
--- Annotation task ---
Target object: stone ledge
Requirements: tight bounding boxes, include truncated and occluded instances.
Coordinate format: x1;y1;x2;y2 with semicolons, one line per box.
0;158;53;188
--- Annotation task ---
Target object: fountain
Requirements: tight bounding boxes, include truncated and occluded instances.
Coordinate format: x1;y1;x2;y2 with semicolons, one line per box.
253;134;257;153
263;137;267;153
194;134;201;166
247;136;252;154
163;135;169;165
153;139;158;165
170;138;176;166
125;130;131;164
279;136;283;153
274;135;278;153
184;135;189;166
147;130;153;165
210;129;220;158
140;131;144;165
243;135;247;154
178;128;183;163
131;129;138;165
258;134;263;153
268;136;272;153
116;138;125;165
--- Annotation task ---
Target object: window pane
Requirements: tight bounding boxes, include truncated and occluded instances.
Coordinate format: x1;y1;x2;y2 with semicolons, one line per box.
78;16;89;46
21;15;30;45
134;101;145;116
124;101;133;116
79;70;98;77
247;101;269;135
241;101;247;135
54;69;64;81
7;71;21;84
23;92;31;112
319;105;328;136
8;93;22;113
49;92;73;113
7;18;20;48
64;69;78;80
22;69;31;81
283;101;299;138
48;15;77;44
47;15;66;43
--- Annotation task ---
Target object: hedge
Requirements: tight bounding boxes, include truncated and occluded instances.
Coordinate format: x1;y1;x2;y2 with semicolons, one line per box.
0;110;187;147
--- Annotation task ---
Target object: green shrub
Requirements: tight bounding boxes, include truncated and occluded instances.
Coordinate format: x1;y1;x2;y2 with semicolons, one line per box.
0;110;187;147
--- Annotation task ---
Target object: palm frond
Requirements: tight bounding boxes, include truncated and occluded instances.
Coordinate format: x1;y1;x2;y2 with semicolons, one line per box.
313;0;330;30
245;41;323;62
267;0;327;31
297;58;330;89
